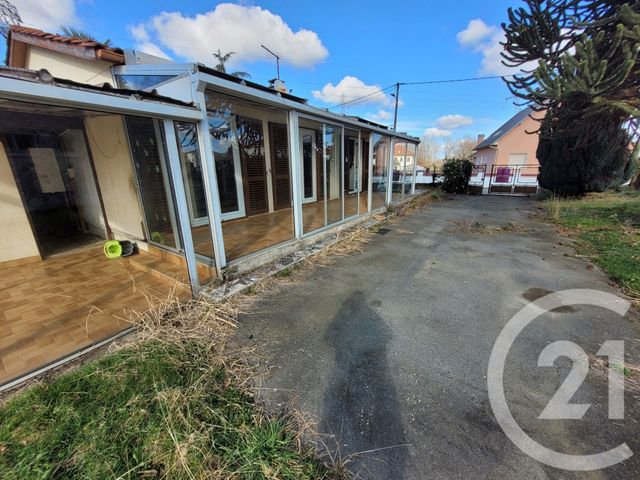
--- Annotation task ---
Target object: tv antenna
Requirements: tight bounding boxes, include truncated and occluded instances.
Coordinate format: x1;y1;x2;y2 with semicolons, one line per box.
261;44;280;81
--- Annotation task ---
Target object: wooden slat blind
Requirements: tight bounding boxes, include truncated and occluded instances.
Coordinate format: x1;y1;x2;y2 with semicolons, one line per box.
268;122;291;210
237;116;268;215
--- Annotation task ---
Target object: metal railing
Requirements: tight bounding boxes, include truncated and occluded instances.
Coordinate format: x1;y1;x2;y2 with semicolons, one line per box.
469;164;539;195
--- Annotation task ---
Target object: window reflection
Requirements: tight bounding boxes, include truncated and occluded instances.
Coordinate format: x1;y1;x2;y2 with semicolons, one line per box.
205;91;294;261
372;134;390;209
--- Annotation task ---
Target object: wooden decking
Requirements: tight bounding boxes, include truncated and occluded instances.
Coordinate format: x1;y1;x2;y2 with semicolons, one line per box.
0;245;191;386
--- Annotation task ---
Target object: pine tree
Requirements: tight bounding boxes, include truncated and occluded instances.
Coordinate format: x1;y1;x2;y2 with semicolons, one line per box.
502;1;640;195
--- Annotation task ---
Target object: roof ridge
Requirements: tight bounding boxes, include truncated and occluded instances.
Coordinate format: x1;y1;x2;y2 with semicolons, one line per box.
9;24;121;54
474;106;534;150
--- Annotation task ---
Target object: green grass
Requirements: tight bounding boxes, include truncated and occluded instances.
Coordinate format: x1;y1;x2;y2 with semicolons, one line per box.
0;341;333;479
276;266;296;278
612;363;633;378
545;191;640;295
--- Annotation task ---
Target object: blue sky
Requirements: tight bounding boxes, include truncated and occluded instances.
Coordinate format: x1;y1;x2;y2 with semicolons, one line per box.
9;0;525;147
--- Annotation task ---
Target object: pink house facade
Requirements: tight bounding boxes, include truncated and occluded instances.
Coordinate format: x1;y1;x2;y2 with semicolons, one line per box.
470;107;541;194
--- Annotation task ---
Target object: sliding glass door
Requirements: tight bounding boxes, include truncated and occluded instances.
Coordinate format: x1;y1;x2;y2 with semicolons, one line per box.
344;129;359;218
205;90;294;261
126;116;180;251
174;122;215;262
177;123;209;226
300;128;318;204
324;125;343;225
300;117;345;234
371;134;390;209
392;140;407;202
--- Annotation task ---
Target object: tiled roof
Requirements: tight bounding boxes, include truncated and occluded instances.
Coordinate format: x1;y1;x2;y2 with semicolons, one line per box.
8;25;124;64
475;106;534;150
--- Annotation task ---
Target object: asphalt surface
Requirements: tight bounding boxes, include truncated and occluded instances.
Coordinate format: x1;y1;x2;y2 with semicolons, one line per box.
237;195;640;480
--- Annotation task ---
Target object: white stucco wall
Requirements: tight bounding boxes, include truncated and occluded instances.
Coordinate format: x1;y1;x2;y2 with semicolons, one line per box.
84;115;145;241
0;142;40;263
26;45;114;85
59;129;106;237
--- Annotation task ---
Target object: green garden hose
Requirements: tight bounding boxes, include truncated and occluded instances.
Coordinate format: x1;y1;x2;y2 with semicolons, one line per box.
103;240;122;259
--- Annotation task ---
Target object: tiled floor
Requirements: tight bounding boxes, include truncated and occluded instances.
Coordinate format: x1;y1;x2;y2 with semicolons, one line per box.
0;246;190;386
191;193;373;262
0;192;380;385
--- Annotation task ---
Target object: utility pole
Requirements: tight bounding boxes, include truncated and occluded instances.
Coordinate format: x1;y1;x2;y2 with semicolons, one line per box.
261;44;280;81
392;82;400;131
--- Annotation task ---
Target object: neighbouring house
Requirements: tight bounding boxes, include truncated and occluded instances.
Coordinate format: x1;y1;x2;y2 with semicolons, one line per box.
470;106;541;195
0;26;420;388
392;141;417;198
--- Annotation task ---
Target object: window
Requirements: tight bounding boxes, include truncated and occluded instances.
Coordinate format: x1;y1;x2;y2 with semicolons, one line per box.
371;134;390;209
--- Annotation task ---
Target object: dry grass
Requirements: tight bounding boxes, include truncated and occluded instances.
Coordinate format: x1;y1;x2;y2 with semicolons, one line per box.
0;282;347;479
395;189;444;216
309;225;374;262
134;286;239;344
449;220;528;235
546;195;563;222
589;354;640;392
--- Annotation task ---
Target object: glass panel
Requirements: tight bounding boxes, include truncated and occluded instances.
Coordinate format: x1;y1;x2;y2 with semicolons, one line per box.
405;143;417;195
208;102;239;214
325;124;343;226
115;75;174;90
360;133;371;212
178;126;208;222
392;141;406;202
126;116;178;250
371;134;390;209
174;121;214;261
344;129;359;218
237;115;268;215
302;131;315;199
205;91;294;261
300;117;324;234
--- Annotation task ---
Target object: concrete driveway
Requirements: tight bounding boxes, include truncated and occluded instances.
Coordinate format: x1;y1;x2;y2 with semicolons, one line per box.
237;195;640;479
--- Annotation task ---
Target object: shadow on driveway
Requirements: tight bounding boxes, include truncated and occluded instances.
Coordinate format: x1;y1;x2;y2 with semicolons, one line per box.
322;290;409;478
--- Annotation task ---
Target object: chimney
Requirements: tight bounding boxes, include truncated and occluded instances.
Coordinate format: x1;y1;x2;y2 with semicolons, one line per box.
477;134;485;145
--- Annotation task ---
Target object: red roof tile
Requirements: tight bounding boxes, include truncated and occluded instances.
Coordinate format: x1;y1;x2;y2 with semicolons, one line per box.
8;25;124;64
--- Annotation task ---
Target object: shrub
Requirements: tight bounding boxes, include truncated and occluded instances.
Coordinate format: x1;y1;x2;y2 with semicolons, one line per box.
442;158;473;193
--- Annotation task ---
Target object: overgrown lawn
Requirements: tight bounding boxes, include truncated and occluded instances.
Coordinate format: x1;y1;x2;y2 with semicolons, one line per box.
545;191;640;296
0;340;333;479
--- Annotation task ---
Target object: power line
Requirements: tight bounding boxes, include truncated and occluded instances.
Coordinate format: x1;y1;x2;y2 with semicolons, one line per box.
400;75;512;86
328;75;513;112
328;84;397;110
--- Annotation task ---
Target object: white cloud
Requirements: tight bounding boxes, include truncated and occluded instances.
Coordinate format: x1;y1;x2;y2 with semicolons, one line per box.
456;19;498;47
371;110;392;121
457;18;513;75
436;114;474;130
424;127;452;138
14;0;80;31
128;23;170;60
312;76;396;107
138;3;328;68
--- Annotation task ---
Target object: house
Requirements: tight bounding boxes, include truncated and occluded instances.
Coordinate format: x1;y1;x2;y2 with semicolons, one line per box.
470;106;541;194
0;26;420;388
392;141;417;198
